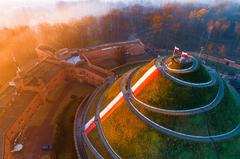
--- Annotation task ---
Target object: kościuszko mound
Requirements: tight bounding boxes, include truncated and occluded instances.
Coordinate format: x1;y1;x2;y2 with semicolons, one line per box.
87;54;240;158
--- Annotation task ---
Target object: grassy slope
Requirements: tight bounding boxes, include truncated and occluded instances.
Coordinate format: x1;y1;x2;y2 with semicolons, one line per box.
53;82;95;159
53;99;82;159
208;86;240;159
88;58;240;158
165;58;211;83
132;58;216;110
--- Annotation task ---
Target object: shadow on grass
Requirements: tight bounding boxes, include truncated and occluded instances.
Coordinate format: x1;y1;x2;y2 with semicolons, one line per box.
53;97;84;159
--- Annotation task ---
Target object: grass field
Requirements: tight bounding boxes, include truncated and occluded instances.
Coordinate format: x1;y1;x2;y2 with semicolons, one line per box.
29;82;68;127
88;57;240;158
53;98;83;159
53;82;95;159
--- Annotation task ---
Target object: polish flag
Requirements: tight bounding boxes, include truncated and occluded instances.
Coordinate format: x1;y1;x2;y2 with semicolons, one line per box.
174;46;180;53
181;52;189;58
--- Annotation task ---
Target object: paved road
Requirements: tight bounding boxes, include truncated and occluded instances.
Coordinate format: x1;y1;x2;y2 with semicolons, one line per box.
189;52;240;70
121;69;240;142
87;39;142;51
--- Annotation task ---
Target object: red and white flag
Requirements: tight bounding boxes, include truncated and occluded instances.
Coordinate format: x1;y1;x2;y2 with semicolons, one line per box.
174;46;180;53
181;52;189;58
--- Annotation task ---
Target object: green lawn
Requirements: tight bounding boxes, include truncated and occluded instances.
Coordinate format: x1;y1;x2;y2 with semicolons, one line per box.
53;97;83;159
87;56;240;158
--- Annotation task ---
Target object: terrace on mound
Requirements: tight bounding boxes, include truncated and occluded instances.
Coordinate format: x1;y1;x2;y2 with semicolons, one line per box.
87;56;240;159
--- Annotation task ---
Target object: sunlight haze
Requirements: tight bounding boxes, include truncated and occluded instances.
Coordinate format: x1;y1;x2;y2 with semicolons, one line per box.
0;0;237;28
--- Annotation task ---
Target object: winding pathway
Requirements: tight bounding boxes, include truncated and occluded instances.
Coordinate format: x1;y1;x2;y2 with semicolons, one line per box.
78;55;240;158
81;84;108;159
162;55;199;74
128;62;225;116
95;80;121;159
155;57;217;88
120;67;240;142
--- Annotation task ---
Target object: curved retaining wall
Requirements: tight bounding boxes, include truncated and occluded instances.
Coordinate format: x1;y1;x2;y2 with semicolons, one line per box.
74;95;90;159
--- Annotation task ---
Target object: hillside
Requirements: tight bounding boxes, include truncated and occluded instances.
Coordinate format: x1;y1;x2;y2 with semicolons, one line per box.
87;56;240;158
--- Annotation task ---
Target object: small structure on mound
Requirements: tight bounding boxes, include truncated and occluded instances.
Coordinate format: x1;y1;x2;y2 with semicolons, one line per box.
79;46;240;159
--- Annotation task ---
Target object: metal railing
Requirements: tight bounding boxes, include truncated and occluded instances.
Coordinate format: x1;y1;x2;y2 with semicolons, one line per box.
73;95;90;159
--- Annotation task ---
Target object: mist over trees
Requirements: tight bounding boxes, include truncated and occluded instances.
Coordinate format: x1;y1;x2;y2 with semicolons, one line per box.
35;2;240;57
0;2;240;85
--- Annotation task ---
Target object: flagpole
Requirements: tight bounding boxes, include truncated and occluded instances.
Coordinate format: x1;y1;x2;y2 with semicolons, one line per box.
173;46;176;57
11;52;22;73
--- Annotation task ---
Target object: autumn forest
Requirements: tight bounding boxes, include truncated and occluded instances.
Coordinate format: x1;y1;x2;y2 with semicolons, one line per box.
0;2;240;86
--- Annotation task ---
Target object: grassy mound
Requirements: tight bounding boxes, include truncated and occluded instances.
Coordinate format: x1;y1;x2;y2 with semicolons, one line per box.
132;58;216;110
88;57;240;159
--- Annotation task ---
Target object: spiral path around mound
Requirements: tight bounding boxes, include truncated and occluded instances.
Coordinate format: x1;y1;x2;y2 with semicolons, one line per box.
162;55;199;74
81;78;121;159
128;59;224;116
82;56;240;158
120;56;240;143
155;56;217;88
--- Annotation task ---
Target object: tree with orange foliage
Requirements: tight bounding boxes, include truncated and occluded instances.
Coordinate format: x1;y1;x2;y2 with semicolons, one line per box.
189;8;208;19
152;14;162;32
100;9;131;42
197;8;208;17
